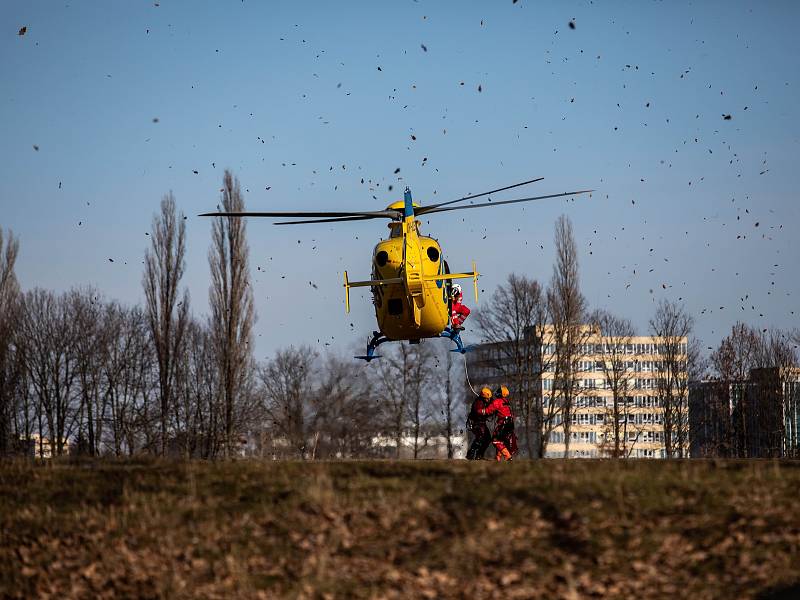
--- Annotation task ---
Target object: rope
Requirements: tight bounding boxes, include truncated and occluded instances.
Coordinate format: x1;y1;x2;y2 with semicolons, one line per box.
463;353;480;397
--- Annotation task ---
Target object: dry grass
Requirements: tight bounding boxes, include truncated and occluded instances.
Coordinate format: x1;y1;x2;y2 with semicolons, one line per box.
2;459;800;599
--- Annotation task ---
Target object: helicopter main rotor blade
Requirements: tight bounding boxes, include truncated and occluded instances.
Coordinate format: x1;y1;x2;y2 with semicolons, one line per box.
274;214;392;225
420;177;544;212
416;189;593;216
198;209;399;219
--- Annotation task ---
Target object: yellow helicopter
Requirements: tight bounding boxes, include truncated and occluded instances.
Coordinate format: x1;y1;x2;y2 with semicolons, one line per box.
201;179;591;361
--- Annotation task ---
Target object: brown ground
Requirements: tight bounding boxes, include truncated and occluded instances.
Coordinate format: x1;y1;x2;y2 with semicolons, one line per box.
1;459;799;599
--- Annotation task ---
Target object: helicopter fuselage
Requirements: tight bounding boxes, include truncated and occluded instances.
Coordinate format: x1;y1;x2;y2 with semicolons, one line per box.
370;219;450;341
341;193;478;351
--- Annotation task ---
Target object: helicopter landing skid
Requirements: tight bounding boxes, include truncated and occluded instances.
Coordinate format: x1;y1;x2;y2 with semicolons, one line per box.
356;328;472;362
355;331;391;362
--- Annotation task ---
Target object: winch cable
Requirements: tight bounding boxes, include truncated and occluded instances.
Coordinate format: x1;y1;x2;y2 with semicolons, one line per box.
462;353;480;397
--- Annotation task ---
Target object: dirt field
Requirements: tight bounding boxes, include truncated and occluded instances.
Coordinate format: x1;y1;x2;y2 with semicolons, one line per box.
2;459;799;599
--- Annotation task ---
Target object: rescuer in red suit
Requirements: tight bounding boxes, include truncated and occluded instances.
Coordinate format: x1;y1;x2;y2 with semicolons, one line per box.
466;387;493;460
450;284;470;329
481;385;517;461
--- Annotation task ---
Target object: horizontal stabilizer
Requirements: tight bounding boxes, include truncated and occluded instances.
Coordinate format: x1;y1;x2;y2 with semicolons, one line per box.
343;271;403;313
421;272;476;282
346;277;403;288
424;261;480;302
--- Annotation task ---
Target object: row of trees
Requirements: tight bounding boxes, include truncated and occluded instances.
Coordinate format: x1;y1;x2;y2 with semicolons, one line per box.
2;181;797;459
0;171;257;458
261;343;461;459
0;171;463;459
0;285;463;459
711;323;798;381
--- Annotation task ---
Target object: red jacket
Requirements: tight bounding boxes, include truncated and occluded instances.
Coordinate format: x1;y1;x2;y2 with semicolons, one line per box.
482;397;513;419
451;301;470;327
468;397;490;426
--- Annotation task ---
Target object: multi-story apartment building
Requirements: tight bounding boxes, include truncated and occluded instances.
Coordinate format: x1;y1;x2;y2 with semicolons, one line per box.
690;367;800;458
467;326;689;458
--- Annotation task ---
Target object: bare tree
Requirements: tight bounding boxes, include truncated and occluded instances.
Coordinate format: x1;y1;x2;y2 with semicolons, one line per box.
475;273;547;457
0;229;21;455
591;310;637;458
305;354;381;459
371;342;433;458
259;346;314;458
753;328;797;372
143;193;190;456
546;215;589;458
706;322;761;457
0;232;19;455
0;229;18;317
70;288;110;456
176;320;222;458
20;289;81;456
437;349;458;459
649;300;693;458
711;322;761;381
103;304;155;456
791;329;800;355
256;349;387;459
208;170;256;458
404;343;435;458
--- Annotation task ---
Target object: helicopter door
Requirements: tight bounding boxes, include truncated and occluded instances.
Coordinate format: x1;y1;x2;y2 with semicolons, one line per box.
443;260;452;309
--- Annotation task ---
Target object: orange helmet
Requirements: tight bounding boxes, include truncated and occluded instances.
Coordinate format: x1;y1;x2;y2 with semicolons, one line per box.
480;387;492;399
497;385;510;398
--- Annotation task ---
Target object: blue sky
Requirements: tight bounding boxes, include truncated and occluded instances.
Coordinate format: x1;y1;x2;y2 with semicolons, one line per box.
2;1;798;359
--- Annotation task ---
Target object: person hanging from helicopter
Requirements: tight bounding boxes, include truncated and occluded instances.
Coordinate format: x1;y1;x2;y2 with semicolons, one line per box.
480;385;517;461
450;284;471;330
466;387;494;460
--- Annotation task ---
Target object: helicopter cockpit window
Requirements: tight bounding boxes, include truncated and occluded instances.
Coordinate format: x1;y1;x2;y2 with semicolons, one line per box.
426;246;440;262
375;250;388;267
